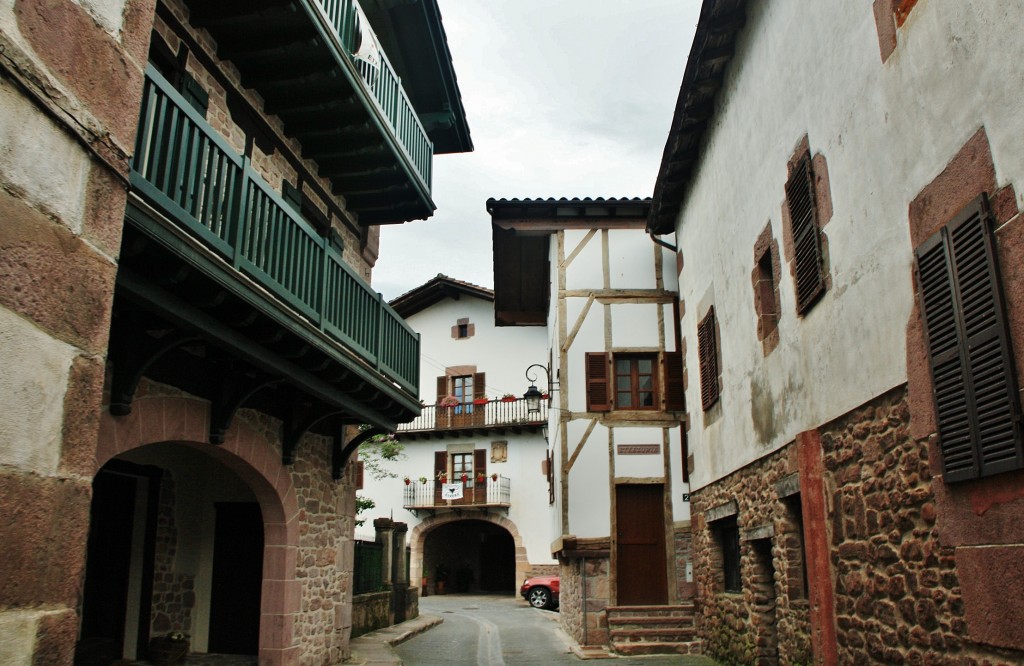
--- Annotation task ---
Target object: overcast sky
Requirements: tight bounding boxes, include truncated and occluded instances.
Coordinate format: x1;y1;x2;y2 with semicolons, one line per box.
371;0;701;301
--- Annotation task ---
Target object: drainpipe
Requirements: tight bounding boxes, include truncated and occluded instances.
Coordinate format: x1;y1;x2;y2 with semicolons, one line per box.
648;230;677;253
580;557;588;645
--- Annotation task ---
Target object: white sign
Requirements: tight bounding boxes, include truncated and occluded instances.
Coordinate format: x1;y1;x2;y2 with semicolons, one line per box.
441;483;464;500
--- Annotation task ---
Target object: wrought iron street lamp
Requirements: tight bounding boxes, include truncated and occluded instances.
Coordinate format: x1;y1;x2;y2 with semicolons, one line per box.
523;364;549;415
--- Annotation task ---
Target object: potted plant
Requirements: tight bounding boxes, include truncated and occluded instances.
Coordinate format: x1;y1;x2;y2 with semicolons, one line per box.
472;396;489;405
500;393;518;402
460;472;468;484
149;631;189;665
437;470;447;483
403;476;410;485
476;472;486;483
435;563;449;594
491;472;498;482
438;395;460;408
419;476;428;484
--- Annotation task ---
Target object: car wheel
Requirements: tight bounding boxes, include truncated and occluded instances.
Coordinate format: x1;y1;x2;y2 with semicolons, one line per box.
527;586;551;609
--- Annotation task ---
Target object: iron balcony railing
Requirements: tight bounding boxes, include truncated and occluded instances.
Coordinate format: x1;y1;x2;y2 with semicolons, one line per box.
313;0;432;189
130;66;419;394
396;398;548;432
402;476;511;510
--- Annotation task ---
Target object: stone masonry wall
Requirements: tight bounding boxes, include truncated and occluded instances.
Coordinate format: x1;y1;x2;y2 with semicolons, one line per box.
674;524;695;600
690;445;811;666
559;556;610;647
150;471;195;638
820;386;1021;665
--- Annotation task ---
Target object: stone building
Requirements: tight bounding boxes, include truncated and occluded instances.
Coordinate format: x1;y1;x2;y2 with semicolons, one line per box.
648;0;1024;664
488;198;696;655
0;0;469;664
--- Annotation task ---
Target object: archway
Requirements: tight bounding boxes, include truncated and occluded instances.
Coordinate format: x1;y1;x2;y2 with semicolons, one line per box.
409;514;528;596
86;395;300;663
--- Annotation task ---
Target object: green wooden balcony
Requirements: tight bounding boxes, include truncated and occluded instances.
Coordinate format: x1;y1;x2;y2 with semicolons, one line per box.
182;0;444;224
130;66;419;396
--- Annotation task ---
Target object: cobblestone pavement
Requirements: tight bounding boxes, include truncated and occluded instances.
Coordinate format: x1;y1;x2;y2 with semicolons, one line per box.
394;594;718;666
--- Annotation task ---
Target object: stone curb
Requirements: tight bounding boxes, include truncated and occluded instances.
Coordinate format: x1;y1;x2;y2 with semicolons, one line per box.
347;615;444;665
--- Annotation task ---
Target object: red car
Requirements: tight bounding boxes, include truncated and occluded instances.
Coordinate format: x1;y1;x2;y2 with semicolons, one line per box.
520;574;559;609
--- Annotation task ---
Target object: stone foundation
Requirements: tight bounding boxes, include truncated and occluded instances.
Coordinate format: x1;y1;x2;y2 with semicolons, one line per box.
559;554;610;647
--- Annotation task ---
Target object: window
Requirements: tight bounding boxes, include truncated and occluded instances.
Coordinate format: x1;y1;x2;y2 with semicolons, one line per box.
452;317;474;340
752;223;781;355
697;307;720;411
452;452;473;484
452;375;474;414
584;352;683;412
712;516;741;593
786;152;827;315
915;195;1024;481
615;354;658;409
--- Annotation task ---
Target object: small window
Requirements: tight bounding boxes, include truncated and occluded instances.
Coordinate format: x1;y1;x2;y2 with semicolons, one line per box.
614;354;658;409
697;307;720;411
785;153;827;315
915;195;1024;481
754;246;779;343
452;317;474;340
711;516;741;593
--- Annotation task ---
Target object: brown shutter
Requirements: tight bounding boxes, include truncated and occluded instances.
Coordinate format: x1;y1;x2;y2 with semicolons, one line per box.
698;307;719;411
663;351;685;411
355;461;364;490
786;153;826;314
434;450;447;477
436;376;447;403
585;352;611;412
474;449;486;478
473;372;486;401
915;195;1024;481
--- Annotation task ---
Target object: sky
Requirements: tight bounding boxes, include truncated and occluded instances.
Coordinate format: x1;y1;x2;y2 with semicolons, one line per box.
371;0;702;302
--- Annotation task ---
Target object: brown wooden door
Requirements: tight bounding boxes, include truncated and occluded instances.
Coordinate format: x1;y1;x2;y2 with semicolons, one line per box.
615;484;668;605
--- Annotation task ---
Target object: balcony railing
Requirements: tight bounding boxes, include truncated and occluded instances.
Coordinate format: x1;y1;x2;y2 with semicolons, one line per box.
313;0;432;189
130;66;419;393
403;476;511;510
396;398;548;433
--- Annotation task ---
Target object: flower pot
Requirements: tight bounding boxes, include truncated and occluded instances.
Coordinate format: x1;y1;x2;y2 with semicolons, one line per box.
501;397;517;402
404;478;410;485
149;638;189;665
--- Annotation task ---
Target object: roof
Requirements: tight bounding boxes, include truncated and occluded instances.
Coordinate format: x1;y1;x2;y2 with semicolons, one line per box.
487;197;651;222
389;274;493;318
647;0;748;234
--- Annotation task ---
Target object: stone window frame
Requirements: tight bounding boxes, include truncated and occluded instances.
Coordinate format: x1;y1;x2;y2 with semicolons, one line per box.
780;136;833;318
751;222;782;356
452;317;475;340
706;500;741;594
873;0;920;63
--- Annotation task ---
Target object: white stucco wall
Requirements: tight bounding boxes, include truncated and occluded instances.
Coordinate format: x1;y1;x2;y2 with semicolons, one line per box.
357;291;556;564
554;227;690;540
674;0;1024;489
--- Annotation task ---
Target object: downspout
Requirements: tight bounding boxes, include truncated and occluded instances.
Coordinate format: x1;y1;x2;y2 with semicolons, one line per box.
648;229;677;253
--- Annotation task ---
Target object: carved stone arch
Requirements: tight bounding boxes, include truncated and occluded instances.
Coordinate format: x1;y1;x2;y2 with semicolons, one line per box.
97;394;301;664
408;513;529;592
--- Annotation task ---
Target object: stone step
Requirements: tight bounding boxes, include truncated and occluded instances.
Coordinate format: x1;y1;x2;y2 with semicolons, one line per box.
610;627;697;642
610;640;703;656
608;616;694;627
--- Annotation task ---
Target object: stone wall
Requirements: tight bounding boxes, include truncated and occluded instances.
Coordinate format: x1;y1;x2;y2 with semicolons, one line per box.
559;555;610;647
351;587;419;638
820;387;1021;665
673;524;695;600
150;471;195;637
690;444;811;665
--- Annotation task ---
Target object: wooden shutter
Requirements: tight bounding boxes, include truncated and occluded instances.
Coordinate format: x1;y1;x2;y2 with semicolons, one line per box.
436;376;447;403
355;461;364;490
915;195;1024;481
663;351;685;411
786;154;826;314
585;352;611;412
179;72;209;116
473;372;486;401
434;450;447;477
698;307;719;411
474;449;486;477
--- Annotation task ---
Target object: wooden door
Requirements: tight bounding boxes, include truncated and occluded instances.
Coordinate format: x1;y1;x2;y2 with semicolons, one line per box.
615;484;668;605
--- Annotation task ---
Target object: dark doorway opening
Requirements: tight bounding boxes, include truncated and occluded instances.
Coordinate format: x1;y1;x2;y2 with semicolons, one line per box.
423;520;515;594
208;502;264;655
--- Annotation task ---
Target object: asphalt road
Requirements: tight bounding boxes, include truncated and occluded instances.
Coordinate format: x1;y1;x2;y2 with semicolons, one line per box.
394;594;718;666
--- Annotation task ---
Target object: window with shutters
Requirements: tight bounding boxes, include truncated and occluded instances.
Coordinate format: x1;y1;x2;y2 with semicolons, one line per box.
452;375;474;414
915;195;1024;482
585;351;684;412
697;307;720;411
785;152;827;315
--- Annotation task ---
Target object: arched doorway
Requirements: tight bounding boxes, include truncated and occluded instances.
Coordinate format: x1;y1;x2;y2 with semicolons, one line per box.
79;444;266;661
412;515;526;596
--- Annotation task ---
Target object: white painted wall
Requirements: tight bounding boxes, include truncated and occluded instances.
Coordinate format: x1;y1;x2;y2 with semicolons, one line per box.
553;227;690;541
673;0;1024;489
357;291;557;565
